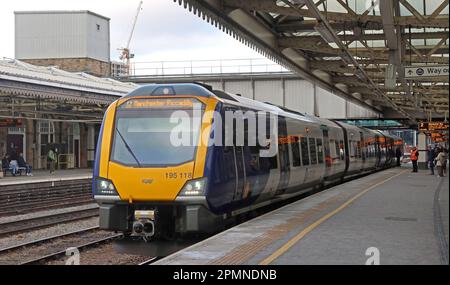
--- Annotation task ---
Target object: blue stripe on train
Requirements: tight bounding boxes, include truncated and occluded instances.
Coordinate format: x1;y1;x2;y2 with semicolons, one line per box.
92;114;106;195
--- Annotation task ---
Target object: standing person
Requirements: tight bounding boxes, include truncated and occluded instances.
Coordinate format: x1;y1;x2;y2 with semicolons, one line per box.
411;147;419;173
435;148;446;177
443;149;448;176
427;145;436;175
47;147;57;174
395;147;402;167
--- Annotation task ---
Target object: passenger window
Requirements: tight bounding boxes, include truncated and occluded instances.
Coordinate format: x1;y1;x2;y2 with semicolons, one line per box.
339;140;345;160
334;141;340;160
317;138;324;164
268;155;278;169
301;137;310;166
329;139;336;158
309;138;317;165
357;141;362;158
291;136;301;167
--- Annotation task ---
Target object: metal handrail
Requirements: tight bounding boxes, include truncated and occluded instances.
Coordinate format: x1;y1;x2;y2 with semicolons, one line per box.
124;58;288;77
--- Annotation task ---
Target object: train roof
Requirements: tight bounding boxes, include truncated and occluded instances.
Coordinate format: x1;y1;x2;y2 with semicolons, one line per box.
125;83;318;124
124;84;402;139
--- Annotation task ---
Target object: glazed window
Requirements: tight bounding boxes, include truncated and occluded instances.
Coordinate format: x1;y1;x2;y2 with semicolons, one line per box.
111;98;204;167
301;137;310;166
291;136;301;167
317;138;324;164
309;138;317;165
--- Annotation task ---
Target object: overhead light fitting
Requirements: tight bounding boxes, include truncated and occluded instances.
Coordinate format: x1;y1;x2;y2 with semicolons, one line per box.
314;22;335;43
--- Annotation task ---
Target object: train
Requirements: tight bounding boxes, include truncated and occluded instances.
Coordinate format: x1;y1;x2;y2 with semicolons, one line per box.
93;83;403;241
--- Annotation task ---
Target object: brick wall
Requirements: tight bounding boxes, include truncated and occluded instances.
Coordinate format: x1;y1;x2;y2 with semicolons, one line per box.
22;58;111;77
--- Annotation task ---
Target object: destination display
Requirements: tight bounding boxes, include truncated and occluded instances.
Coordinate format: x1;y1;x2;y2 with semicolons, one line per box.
418;121;449;131
121;98;200;109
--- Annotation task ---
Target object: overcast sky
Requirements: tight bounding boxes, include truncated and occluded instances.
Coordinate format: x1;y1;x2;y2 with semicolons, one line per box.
0;0;263;62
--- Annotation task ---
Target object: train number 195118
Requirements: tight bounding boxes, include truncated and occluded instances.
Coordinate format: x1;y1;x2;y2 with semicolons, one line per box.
165;172;193;179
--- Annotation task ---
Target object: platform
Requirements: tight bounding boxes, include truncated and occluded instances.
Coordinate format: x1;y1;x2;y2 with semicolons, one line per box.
0;169;92;186
155;167;449;265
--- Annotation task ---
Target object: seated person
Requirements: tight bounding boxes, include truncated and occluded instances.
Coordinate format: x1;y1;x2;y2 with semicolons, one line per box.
9;159;18;176
17;153;33;176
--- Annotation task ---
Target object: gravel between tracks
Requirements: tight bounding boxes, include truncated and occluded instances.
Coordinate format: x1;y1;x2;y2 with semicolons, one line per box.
0;203;98;224
0;227;113;265
44;243;151;265
0;216;99;250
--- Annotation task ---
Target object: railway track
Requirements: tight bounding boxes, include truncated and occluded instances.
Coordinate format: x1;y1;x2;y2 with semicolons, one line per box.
0;207;99;237
0;226;122;265
138;257;161;265
19;233;123;265
0;226;100;254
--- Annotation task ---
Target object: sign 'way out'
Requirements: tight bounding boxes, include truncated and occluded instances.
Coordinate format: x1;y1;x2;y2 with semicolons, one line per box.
405;65;449;79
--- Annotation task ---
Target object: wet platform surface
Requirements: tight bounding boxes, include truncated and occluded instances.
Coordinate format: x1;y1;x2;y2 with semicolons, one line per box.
156;167;449;265
0;169;92;186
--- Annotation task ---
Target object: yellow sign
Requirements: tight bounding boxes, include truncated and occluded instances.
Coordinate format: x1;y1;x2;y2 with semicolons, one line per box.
418;121;449;131
123;98;196;109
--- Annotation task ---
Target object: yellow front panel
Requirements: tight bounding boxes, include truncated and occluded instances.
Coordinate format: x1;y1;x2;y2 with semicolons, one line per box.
102;95;219;202
99;101;118;178
108;161;195;202
193;97;218;178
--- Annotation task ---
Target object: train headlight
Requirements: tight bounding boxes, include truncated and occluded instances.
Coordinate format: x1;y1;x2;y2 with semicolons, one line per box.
94;178;118;196
178;178;208;196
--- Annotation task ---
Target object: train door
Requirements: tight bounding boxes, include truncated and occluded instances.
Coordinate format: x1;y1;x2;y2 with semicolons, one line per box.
322;128;332;179
375;135;381;167
223;105;246;203
233;146;245;202
276;116;290;195
359;131;365;170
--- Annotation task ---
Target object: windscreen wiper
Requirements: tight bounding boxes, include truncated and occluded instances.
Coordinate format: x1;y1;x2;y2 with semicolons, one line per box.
115;127;142;167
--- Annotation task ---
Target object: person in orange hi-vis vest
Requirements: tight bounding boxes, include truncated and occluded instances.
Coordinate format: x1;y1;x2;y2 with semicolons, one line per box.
411;147;419;173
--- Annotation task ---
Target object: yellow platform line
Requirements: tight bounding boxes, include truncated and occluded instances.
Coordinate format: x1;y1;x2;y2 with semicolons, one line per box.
259;169;409;265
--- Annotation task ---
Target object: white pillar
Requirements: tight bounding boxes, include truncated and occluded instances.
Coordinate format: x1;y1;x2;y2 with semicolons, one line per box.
418;132;427;170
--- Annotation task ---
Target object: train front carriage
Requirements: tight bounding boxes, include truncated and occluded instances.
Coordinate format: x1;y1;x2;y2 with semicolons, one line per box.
93;84;224;240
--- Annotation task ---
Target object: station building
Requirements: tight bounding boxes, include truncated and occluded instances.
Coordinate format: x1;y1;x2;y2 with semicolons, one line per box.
0;59;136;170
0;10;136;171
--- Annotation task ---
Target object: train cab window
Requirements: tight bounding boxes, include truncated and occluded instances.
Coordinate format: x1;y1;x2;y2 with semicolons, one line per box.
291;136;301;167
301;137;310;166
309;138;318;165
316;138;324;164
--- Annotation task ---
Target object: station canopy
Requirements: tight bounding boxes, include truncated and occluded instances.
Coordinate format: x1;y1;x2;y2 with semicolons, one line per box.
0;59;137;123
177;0;449;123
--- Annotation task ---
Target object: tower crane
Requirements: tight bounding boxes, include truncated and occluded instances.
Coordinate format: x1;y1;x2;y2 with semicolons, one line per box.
118;1;143;75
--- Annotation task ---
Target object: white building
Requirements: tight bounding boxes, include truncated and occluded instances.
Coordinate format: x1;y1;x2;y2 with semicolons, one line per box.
15;10;111;77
